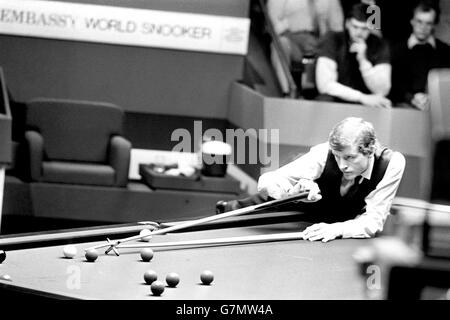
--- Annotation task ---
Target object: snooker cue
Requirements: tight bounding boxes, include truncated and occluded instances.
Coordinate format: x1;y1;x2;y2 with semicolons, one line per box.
86;191;309;253
116;232;305;249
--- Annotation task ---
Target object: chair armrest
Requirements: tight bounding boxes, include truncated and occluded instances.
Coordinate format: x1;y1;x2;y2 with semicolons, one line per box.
24;130;44;181
108;135;131;187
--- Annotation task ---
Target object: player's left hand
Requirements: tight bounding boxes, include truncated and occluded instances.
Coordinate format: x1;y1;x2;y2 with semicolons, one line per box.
301;223;344;243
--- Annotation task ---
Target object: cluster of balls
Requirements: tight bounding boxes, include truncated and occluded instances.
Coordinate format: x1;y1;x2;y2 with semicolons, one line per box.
144;269;214;296
140;245;214;296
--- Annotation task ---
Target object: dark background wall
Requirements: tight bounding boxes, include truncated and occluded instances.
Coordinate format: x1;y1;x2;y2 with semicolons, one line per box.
0;0;250;119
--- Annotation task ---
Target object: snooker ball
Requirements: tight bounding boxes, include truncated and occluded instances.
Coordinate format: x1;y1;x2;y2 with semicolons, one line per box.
85;249;99;262
165;272;180;287
150;280;165;296
144;270;158;285
63;245;77;259
0;250;6;264
140;248;154;262
200;270;214;285
139;229;153;242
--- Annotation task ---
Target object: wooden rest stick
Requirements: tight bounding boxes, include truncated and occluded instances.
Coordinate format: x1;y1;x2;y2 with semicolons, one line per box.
117;232;305;249
85;191;309;252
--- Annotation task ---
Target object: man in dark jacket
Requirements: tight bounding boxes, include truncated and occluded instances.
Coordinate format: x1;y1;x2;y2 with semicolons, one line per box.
390;0;450;110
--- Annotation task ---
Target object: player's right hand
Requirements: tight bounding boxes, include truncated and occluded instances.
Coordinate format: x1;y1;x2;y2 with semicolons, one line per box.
259;183;290;200
288;179;322;202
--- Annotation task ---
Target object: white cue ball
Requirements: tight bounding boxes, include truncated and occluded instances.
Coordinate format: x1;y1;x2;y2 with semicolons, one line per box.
139;229;153;242
63;245;77;258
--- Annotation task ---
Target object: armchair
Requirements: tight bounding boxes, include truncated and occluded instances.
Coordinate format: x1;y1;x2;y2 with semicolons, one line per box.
24;98;131;187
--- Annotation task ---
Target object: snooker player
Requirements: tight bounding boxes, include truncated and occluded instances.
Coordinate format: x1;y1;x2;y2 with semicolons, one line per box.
216;117;406;242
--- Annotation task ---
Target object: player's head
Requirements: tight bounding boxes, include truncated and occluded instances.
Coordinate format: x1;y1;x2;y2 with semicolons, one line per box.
328;118;378;179
346;3;372;43
411;1;439;42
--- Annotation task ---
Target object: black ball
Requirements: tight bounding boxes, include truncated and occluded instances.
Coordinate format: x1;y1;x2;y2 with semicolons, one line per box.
85;249;98;262
166;272;180;287
0;250;5;264
151;281;165;296
200;270;214;285
144;270;158;285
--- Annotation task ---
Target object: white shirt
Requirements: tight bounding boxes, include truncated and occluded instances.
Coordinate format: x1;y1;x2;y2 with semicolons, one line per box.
315;56;392;102
258;142;406;239
407;34;437;49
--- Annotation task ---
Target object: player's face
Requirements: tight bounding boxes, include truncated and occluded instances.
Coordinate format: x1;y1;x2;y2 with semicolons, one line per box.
411;10;436;42
346;18;370;43
332;144;371;180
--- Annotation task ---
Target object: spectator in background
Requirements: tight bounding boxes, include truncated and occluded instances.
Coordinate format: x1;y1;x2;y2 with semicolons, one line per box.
267;0;344;97
315;3;392;108
390;1;450;110
340;0;441;45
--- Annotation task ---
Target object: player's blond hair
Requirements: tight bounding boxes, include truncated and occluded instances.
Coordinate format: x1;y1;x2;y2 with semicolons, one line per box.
328;117;379;156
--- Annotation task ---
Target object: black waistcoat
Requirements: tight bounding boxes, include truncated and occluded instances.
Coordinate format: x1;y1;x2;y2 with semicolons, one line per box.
311;148;393;222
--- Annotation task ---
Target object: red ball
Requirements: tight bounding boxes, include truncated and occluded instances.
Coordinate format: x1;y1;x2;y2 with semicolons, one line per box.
144;270;158;285
140;248;154;262
166;272;180;287
151;281;165;296
85;249;98;262
200;270;214;285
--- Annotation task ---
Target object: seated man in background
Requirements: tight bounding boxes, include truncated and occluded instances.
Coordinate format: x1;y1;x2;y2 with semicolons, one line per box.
315;3;392;108
267;0;344;96
390;0;450;110
216;117;405;242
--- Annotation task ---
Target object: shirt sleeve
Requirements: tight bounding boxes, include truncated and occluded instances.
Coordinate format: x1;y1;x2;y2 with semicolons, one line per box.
359;39;392;95
258;142;329;193
340;151;406;239
315;57;365;102
359;62;392;96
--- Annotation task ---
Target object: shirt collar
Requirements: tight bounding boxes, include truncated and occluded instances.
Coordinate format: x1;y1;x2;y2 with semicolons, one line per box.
407;34;436;49
359;155;374;183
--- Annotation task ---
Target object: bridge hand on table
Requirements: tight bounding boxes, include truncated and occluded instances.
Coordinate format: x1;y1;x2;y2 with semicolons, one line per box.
301;223;344;243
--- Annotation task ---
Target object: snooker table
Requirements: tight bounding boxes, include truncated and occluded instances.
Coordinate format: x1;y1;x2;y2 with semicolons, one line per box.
0;211;370;300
